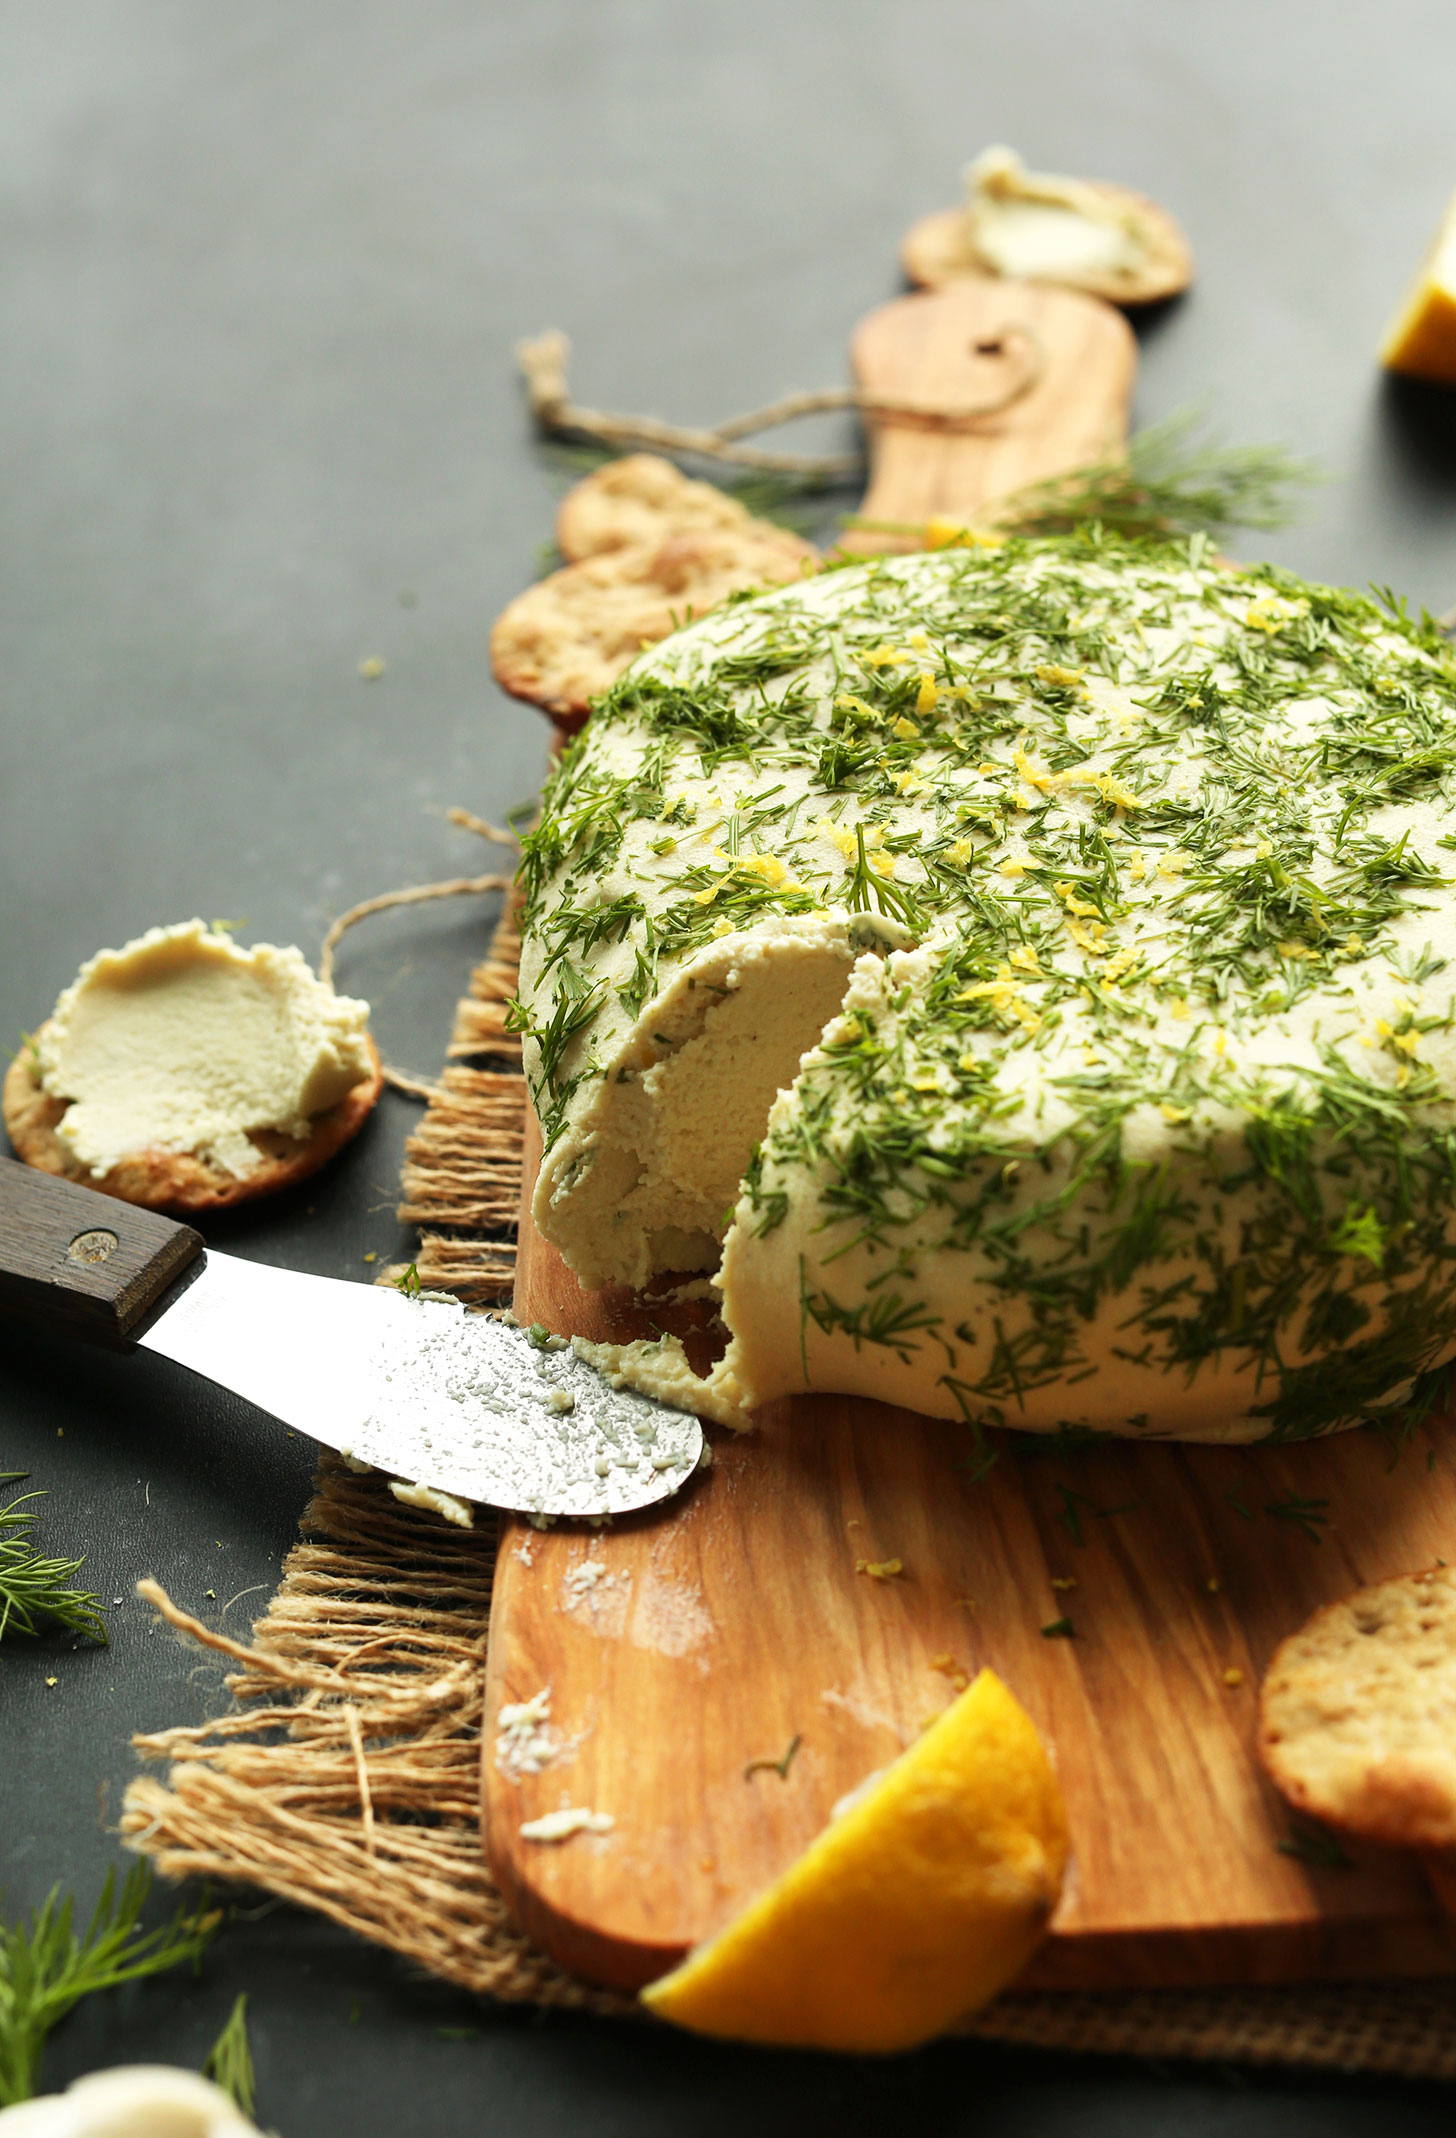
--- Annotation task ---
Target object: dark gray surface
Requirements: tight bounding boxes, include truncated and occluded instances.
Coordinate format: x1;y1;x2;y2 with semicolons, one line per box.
5;2;1456;2127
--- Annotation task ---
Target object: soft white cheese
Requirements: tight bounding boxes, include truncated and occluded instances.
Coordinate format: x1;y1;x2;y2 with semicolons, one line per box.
37;921;373;1178
571;1333;747;1431
1;2066;261;2137
495;1686;567;1778
962;144;1149;282
389;1479;474;1527
519;542;1456;1444
527;911;859;1290
519;1806;614;1842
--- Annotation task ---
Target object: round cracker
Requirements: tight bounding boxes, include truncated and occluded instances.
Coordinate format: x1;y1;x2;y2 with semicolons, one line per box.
901;184;1193;308
1258;1565;1456;1851
3;1024;384;1216
491;524;818;729
555;453;760;563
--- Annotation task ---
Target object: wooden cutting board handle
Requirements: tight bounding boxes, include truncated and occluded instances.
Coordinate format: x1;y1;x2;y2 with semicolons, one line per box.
841;278;1136;553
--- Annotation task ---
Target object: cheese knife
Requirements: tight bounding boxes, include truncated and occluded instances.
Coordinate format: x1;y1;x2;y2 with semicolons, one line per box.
0;1156;703;1520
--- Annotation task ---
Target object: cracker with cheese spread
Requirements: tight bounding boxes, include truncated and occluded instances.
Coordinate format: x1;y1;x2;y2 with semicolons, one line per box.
902;146;1193;307
4;921;382;1214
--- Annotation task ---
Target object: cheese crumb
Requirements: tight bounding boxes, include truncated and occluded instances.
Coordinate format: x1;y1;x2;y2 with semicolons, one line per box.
389;1480;474;1528
495;1687;565;1779
520;1807;615;1843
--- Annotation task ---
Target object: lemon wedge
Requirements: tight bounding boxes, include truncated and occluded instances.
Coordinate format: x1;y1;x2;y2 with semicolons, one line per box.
641;1669;1067;2053
1381;189;1456;383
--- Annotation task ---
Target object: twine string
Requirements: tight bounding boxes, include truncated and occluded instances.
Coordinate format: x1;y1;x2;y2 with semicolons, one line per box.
320;832;515;1098
516;327;1045;480
344;1705;377;1858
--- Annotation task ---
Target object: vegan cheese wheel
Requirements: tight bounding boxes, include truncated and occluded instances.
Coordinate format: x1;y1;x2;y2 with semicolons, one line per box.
516;538;1456;1442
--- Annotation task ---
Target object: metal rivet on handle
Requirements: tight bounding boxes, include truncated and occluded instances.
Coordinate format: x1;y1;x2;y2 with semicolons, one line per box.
67;1228;119;1266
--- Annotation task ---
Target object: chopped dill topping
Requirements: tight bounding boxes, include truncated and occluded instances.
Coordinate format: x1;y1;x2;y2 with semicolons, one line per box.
518;533;1456;1442
1264;1491;1332;1544
743;1734;803;1781
1276;1823;1352;1870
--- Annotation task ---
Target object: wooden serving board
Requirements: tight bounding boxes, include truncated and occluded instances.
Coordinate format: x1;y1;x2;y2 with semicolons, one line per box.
482;281;1456;1996
487;1136;1456;1994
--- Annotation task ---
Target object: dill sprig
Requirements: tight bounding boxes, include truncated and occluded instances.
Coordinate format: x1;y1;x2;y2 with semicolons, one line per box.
988;410;1321;543
743;1734;803;1781
845;412;1320;546
0;1865;219;2106
0;1478;106;1646
1276;1822;1352;1870
1265;1490;1331;1544
203;1991;256;2118
1052;1482;1137;1545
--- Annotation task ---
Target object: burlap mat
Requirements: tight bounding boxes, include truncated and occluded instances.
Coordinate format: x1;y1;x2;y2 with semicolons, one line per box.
120;906;1456;2077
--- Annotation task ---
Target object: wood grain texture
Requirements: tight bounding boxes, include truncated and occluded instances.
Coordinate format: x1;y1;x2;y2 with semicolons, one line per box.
483;1117;1456;1994
841;279;1135;554
0;1153;204;1345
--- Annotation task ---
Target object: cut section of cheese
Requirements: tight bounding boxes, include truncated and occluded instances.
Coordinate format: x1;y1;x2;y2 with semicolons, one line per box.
525;912;859;1291
1381;188;1456;384
517;539;1456;1442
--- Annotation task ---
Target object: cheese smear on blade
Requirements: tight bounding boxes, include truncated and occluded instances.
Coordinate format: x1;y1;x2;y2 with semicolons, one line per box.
517;537;1456;1444
38;921;373;1178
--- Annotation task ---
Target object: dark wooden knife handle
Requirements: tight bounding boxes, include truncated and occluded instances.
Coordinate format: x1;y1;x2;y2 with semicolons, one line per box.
0;1156;205;1346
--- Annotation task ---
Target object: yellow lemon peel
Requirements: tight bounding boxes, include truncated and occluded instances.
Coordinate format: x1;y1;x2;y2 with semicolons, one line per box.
1381;187;1456;383
640;1670;1068;2053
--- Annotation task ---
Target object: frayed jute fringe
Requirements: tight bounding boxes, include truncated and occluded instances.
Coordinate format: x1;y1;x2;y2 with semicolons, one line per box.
390;903;525;1306
122;905;1456;2075
121;1461;627;2020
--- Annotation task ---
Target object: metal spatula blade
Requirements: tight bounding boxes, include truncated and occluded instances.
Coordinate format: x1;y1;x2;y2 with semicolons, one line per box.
0;1156;703;1520
138;1250;703;1518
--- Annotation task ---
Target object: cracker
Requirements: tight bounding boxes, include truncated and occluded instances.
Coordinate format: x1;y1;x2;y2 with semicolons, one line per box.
555;454;761;562
3;1026;384;1216
490;525;818;728
1258;1565;1456;1851
901;184;1193;308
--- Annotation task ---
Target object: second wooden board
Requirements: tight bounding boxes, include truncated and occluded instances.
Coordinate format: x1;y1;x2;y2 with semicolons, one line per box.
841;277;1135;552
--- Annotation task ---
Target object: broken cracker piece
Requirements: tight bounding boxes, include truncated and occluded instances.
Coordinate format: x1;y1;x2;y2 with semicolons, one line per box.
1259;1565;1456;1851
490;525;817;729
556;452;766;562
